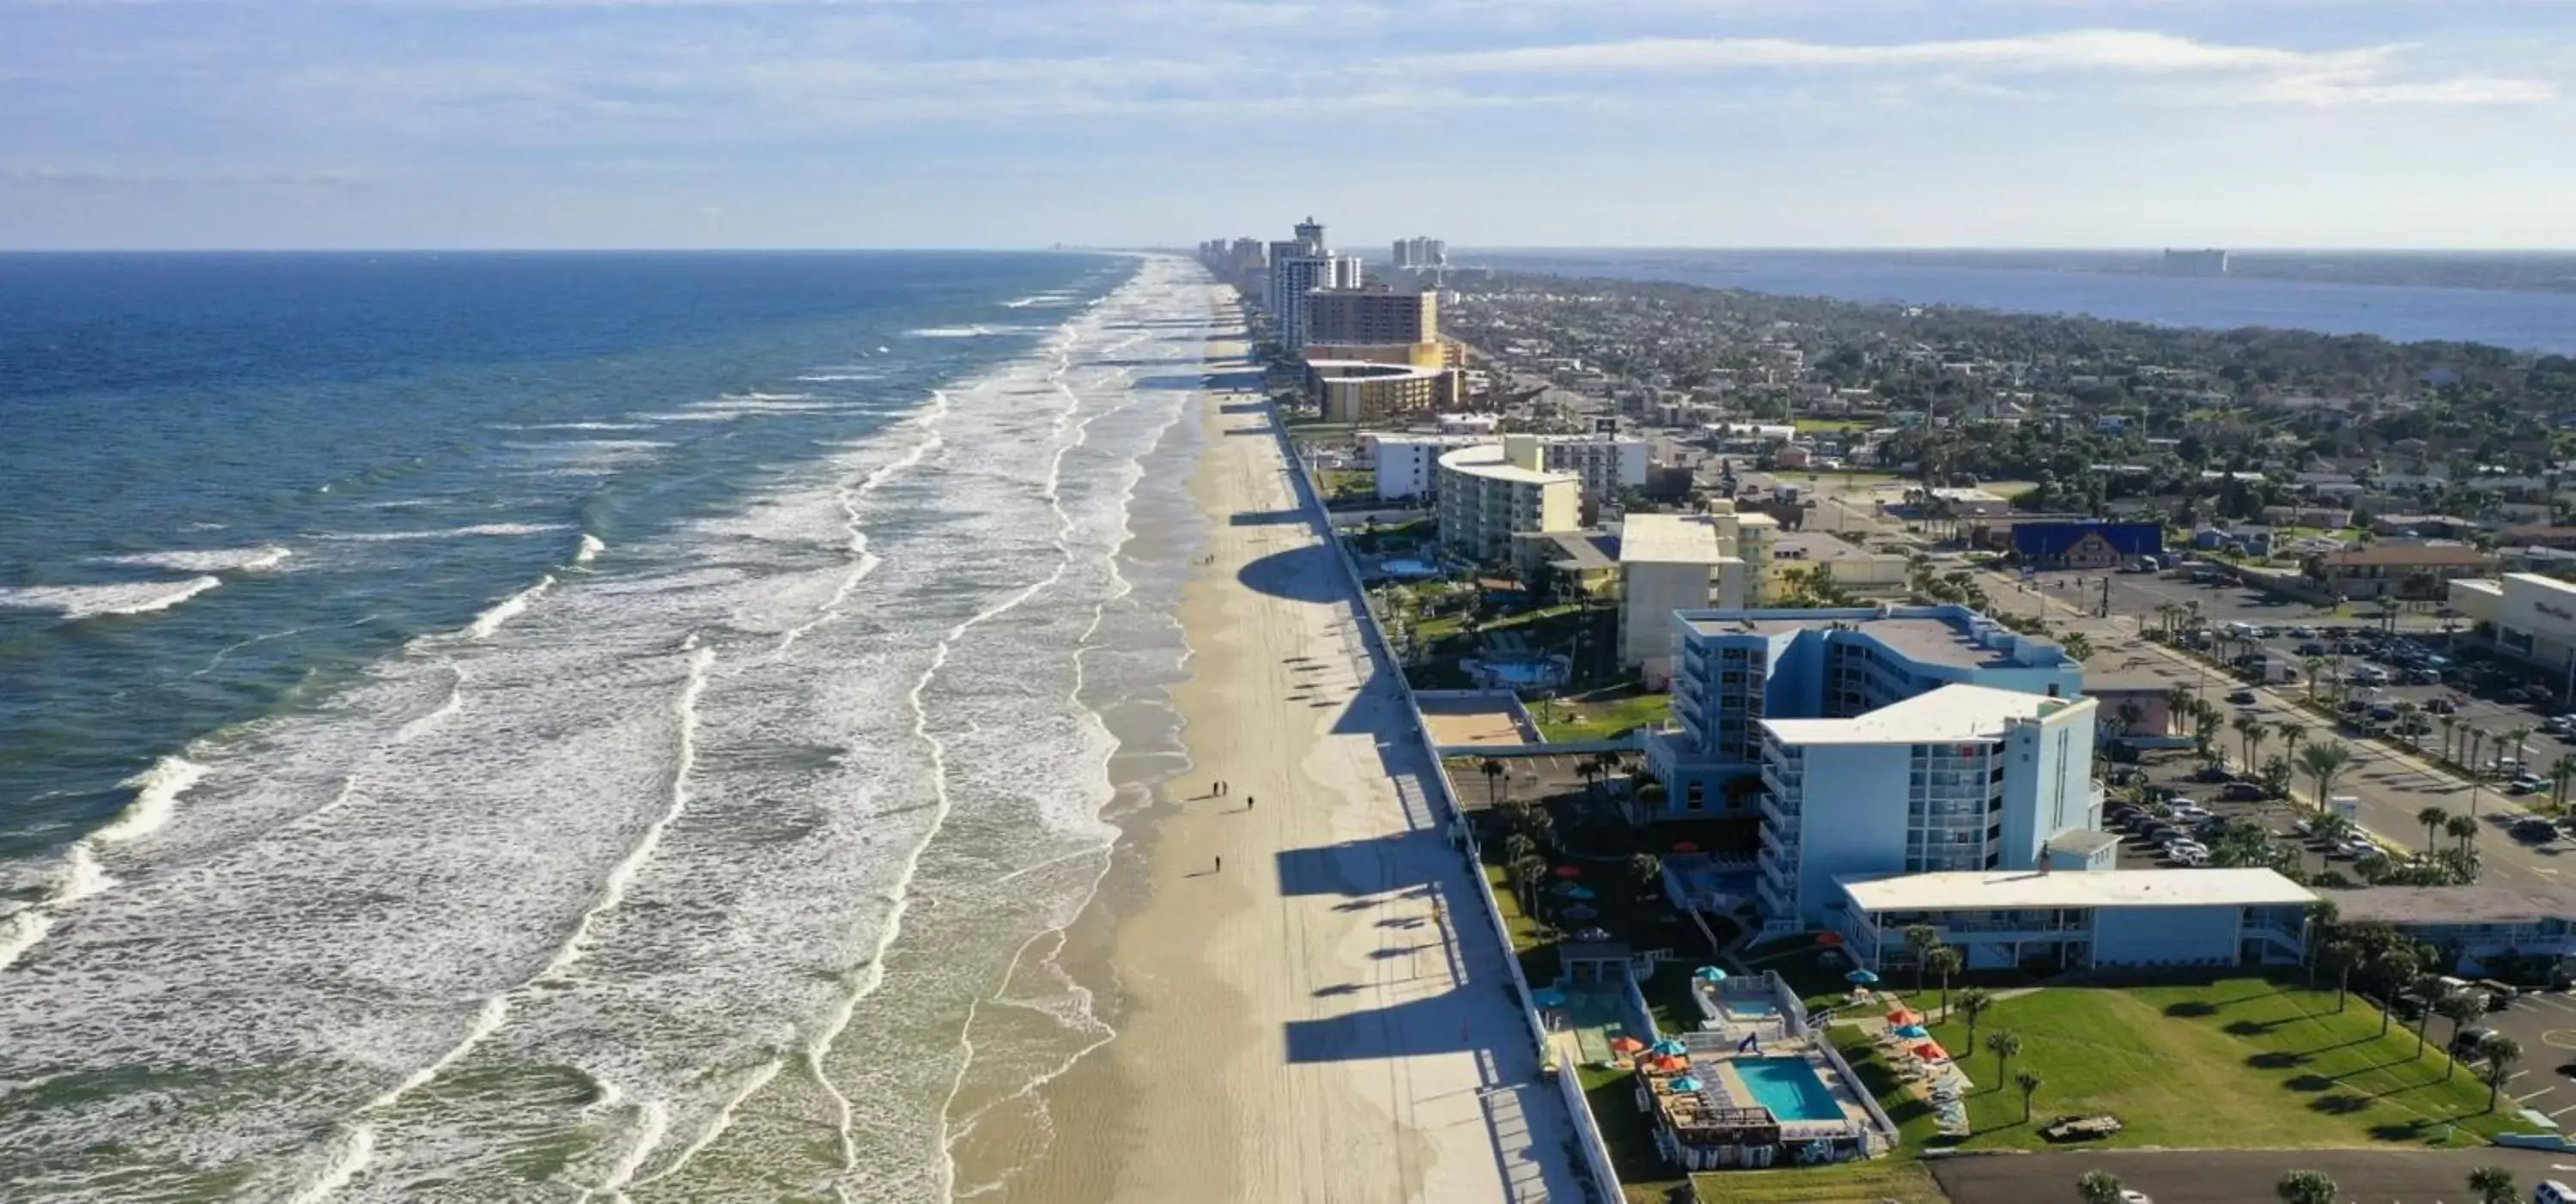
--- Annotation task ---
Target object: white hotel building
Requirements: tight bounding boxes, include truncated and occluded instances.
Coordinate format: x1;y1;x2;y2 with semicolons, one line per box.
1364;431;1649;504
1753;684;2102;932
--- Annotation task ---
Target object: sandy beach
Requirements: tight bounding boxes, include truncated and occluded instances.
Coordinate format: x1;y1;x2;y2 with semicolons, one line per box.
964;279;1581;1203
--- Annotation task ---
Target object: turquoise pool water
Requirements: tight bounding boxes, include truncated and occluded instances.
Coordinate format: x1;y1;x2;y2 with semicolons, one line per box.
1722;998;1780;1018
1737;1057;1843;1122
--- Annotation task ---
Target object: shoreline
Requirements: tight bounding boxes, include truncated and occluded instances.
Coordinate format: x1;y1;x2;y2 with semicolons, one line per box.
956;277;1581;1202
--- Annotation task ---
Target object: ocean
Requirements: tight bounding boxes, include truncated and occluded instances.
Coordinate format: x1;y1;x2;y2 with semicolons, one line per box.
1469;250;2576;354
0;251;1211;1201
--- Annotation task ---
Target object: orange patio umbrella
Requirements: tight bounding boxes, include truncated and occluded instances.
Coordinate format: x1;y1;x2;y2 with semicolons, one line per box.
1609;1035;1647;1055
1650;1055;1689;1073
1911;1041;1949;1061
1885;1007;1918;1026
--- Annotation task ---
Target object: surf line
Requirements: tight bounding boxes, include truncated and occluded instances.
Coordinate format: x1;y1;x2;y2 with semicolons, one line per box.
278;635;716;1202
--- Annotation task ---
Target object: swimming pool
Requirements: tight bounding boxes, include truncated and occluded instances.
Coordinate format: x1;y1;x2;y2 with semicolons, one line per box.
1736;1057;1844;1122
1722;998;1779;1018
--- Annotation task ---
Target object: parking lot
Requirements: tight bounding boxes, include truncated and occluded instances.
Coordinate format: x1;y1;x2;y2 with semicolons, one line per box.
1934;1146;2576;1204
2466;987;2576;1126
2105;749;2385;877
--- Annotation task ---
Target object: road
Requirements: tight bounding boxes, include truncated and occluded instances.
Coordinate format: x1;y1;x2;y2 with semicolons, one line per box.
1979;570;2574;896
1934;1146;2576;1204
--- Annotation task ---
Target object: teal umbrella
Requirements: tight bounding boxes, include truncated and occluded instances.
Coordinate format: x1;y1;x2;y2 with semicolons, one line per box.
1894;1024;1930;1040
1671;1074;1705;1092
1532;988;1569;1008
1693;966;1728;983
1650;1038;1689;1057
1846;969;1880;985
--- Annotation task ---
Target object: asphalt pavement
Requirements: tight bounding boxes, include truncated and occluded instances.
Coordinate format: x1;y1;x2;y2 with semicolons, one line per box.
1932;1146;2576;1204
1978;569;2573;897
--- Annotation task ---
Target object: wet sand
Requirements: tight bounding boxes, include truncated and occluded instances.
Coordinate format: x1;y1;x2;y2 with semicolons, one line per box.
960;282;1579;1202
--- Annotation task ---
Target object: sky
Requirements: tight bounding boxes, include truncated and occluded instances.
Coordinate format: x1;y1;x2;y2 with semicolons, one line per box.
3;0;2573;249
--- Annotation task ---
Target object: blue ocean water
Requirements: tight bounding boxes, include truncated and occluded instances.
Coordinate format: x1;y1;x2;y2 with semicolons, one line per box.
0;252;1217;1201
1470;250;2576;354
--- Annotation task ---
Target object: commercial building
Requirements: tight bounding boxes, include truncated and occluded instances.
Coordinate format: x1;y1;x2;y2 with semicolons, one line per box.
1619;514;1752;687
1309;362;1460;425
1363;431;1648;503
1435;437;1580;562
2330;885;2576;976
2448;572;2576;689
2312;542;2494;600
1263;217;1363;356
1833;869;2315;973
1301;341;1447;372
2010;521;2164;570
1304;285;1436;347
1751;684;2101;928
1644;605;2087;926
1769;532;1909;594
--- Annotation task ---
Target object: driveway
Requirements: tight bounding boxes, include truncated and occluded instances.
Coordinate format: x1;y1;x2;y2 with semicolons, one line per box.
1933;1146;2576;1203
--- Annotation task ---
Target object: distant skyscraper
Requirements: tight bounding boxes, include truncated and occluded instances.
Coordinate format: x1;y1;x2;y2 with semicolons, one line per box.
1292;216;1325;253
1391;236;1448;270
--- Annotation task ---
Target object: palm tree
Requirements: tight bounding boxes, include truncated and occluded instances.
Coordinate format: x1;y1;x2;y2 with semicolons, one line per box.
2077;1171;2127;1204
1925;946;1964;1015
2480;1033;2524;1111
2506;725;2537;769
1479;757;1505;806
2302;655;2327;699
1904;923;1940;992
2014;1069;2043;1123
2233;714;2266;769
1954;987;1996;1060
2467;728;2488;779
2446;813;2479;856
2276;1170;2338;1204
2554;754;2576;812
2469;1165;2519;1204
2416;806;2450;854
2061;631;2093;662
2276;720;2308;762
2297;744;2353;811
1509;854;1547;912
1576;757;1601;800
2439;714;2461;763
2412;972;2449;1058
2192;703;2222;764
2370;947;2419;1036
1503;833;1537;866
2318;939;2359;1011
1985;1029;2022;1094
2439;991;2486;1079
2164;685;2194;733
1628;852;1664;901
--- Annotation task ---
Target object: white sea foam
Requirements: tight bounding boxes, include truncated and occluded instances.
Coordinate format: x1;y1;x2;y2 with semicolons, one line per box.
53;843;115;903
0;909;52;971
0;255;1213;1201
497;421;656;433
905;325;1042;338
575;533;606;566
1000;293;1077;309
98;545;292;574
0;576;224;619
318;523;568;542
463;575;555;641
92;755;208;844
794;372;881;382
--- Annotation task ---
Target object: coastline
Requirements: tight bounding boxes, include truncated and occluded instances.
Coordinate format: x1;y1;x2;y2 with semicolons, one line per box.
955;278;1582;1202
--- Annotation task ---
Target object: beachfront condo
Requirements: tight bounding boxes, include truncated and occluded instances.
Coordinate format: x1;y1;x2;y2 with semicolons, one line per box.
1641;605;2098;931
1434;435;1581;563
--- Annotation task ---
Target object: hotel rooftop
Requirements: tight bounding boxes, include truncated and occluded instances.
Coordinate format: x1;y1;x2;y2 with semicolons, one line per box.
1760;683;2081;745
1840;867;2318;913
1677;610;2054;672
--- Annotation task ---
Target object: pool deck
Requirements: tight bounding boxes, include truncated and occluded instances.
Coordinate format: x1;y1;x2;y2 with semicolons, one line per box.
1666;979;1884;1143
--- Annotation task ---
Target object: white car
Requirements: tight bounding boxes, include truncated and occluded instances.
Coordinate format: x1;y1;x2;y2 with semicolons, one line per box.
2122;1192;2154;1204
2170;805;2214;823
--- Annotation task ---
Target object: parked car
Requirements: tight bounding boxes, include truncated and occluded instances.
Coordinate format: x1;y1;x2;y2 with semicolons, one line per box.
2172;847;2212;867
2427;697;2458;714
2227;689;2259;705
2451;1025;2498;1056
2170;804;2215;822
2510;775;2549;794
2221;781;2269;801
2295;641;2328;656
2514;817;2561;842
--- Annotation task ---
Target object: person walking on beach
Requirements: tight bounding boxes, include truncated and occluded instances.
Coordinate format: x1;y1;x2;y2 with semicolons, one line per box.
1246;795;1255;811
1214;854;1223;873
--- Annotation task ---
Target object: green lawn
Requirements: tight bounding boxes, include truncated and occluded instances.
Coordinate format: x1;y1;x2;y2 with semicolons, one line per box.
1793;417;1871;433
1479;863;1559;986
1416;601;1579;643
1535;689;1672;743
1575;1064;1685;1203
1854;979;2515;1154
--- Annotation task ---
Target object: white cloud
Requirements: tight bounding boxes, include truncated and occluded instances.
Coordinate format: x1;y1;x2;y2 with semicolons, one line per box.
1413;27;2558;106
